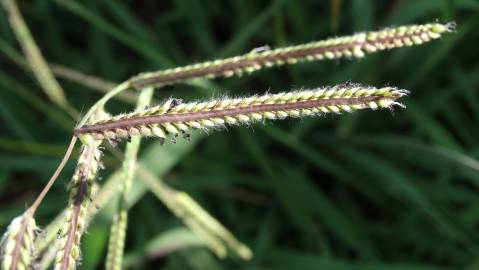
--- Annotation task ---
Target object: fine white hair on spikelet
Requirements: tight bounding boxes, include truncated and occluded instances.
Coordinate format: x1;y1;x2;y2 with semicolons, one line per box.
130;22;453;89
0;213;37;270
74;85;409;144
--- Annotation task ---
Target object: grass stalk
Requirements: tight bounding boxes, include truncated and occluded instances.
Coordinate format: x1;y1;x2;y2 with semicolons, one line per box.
137;165;252;260
1;0;78;118
28;137;78;214
0;38;136;104
105;87;154;270
0;72;73;131
0;136;77;270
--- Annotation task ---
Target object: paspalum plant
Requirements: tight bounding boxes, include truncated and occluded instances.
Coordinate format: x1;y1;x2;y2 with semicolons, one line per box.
0;1;455;269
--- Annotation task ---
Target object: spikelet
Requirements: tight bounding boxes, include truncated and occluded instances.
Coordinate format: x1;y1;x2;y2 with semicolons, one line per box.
53;141;102;270
0;213;37;270
130;22;454;89
74;85;408;143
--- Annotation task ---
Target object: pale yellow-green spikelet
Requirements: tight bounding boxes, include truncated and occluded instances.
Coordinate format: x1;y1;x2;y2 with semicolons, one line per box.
1;213;37;270
53;141;102;270
75;85;408;144
104;211;127;270
130;22;453;89
174;193;253;260
157;190;252;260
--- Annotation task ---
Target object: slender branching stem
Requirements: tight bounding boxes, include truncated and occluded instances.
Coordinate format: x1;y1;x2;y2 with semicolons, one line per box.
0;38;136;104
105;88;154;270
2;0;78;118
136;165;252;260
29;136;78;214
77;81;131;127
0;137;77;270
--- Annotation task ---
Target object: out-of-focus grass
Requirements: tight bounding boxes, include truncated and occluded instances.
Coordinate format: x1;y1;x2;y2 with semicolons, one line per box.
0;1;478;269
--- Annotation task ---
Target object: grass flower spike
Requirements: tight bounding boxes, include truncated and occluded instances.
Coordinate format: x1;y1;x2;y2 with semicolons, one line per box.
54;142;102;270
0;213;36;270
0;4;457;268
75;85;408;143
131;22;453;89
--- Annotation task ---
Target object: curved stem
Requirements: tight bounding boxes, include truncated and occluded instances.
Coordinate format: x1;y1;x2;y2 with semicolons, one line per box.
77;81;132;127
28;136;77;214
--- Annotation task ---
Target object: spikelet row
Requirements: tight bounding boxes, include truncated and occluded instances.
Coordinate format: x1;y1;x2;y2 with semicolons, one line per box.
0;214;36;270
104;211;127;270
130;22;454;89
74;86;408;144
54;143;102;270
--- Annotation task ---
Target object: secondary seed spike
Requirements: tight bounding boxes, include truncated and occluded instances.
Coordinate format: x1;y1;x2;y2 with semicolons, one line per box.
130;22;453;89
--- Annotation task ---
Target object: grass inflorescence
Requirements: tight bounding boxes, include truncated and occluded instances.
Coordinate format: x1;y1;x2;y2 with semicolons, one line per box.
130;22;454;89
0;3;457;268
54;142;102;270
74;86;408;144
0;214;37;270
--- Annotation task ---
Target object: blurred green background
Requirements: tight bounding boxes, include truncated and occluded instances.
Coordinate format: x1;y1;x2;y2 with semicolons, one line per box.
1;0;479;269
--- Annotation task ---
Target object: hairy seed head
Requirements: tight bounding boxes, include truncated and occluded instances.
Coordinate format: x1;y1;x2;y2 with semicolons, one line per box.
130;22;453;89
53;142;102;270
74;85;408;143
0;213;37;270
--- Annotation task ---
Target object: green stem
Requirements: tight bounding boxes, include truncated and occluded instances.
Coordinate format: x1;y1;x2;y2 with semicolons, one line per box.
2;0;78;118
105;87;154;270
